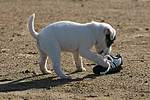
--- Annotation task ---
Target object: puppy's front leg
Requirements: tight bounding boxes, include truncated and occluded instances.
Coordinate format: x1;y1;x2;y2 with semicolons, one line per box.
72;52;86;72
79;49;108;68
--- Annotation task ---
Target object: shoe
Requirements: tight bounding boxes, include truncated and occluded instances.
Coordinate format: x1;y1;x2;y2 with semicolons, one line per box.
93;54;123;75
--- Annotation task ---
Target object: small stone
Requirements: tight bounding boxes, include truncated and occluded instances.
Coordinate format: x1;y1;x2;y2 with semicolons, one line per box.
32;71;36;75
101;20;105;22
27;52;38;55
10;39;13;41
34;61;39;65
144;80;148;83
129;74;133;78
15;64;19;67
1;27;4;30
25;69;30;73
1;49;10;53
46;86;51;90
17;34;21;36
81;4;84;7
21;69;31;74
86;94;98;98
145;28;149;30
141;93;144;97
104;93;111;97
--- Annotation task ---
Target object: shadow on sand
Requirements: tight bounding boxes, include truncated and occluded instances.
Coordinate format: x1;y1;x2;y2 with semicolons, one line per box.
0;71;98;92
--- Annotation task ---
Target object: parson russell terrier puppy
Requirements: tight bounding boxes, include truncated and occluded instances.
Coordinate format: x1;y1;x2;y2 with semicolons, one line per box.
28;13;116;79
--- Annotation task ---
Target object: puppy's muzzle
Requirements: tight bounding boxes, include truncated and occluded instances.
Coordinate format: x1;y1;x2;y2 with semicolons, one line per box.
98;50;107;57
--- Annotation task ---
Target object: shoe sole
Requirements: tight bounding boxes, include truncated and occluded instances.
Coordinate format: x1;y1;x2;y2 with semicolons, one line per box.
93;64;123;75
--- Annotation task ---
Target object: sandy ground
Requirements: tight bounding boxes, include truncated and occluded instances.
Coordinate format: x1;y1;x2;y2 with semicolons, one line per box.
0;0;150;99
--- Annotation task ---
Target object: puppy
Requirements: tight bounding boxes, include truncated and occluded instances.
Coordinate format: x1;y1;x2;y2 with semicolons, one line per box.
28;13;116;79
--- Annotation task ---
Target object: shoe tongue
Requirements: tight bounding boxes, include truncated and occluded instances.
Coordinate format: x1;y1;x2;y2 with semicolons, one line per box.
113;58;122;66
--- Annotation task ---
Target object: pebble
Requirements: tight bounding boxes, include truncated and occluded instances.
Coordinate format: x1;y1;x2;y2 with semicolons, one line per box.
1;49;10;53
46;86;51;90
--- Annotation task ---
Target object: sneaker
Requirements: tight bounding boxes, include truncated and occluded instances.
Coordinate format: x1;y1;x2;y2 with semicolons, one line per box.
93;54;123;75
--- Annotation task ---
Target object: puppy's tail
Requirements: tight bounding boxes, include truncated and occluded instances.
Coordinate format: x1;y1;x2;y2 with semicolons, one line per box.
28;13;39;40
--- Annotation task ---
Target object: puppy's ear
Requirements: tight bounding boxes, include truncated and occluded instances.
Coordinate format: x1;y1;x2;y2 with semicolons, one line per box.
104;28;116;40
110;29;116;40
104;28;111;35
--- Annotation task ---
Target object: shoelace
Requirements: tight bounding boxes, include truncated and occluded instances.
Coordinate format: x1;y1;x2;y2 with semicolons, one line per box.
100;55;120;75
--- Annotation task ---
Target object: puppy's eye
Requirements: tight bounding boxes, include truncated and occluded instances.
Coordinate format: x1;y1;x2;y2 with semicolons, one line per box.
105;34;115;47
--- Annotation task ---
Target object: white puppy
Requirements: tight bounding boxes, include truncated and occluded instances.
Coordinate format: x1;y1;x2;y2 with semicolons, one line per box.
28;13;116;79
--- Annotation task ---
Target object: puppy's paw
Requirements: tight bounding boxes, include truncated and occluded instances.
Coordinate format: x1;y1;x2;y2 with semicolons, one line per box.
61;75;72;80
42;70;52;75
77;67;86;72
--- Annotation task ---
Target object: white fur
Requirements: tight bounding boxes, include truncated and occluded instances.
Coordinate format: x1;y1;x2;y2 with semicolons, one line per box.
27;13;116;79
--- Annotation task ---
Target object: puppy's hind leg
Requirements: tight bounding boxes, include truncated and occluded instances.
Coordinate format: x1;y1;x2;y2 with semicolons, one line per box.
47;48;72;79
72;52;86;72
39;50;51;74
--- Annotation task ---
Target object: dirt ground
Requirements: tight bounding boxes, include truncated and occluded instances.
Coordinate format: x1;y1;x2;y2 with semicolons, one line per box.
0;0;150;99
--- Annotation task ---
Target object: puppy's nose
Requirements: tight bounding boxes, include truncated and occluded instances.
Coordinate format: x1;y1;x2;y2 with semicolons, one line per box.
98;50;106;57
99;50;103;54
98;50;104;55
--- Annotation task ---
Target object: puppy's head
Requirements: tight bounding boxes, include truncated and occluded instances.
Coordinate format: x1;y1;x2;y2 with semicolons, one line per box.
95;25;116;57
